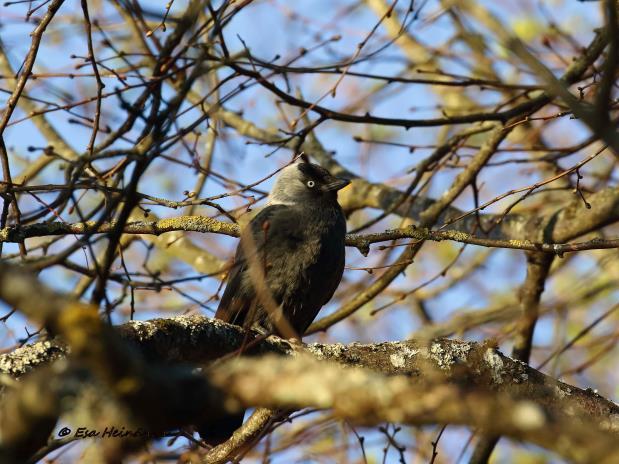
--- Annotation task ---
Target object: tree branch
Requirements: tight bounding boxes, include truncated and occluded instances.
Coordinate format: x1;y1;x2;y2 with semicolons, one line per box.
2;215;619;257
2;314;618;463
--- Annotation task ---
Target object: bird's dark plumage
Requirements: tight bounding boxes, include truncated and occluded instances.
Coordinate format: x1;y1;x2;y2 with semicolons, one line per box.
199;161;349;444
215;202;346;334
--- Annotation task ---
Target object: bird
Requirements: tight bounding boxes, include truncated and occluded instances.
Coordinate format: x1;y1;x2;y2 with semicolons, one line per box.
199;160;349;444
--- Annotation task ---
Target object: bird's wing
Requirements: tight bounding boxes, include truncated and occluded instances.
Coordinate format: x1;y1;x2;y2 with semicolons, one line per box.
215;204;300;326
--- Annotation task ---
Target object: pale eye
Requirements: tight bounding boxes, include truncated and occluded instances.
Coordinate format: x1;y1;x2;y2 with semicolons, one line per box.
306;180;315;188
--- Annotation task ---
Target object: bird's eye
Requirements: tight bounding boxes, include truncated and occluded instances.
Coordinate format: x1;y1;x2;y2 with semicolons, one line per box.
306;180;315;188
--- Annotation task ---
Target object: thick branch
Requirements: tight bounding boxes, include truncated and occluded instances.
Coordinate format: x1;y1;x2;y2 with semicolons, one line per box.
3;314;618;463
209;354;619;463
2;315;617;426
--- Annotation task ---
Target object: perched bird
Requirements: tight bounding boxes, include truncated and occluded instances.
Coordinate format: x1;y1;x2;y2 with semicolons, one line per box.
200;161;349;443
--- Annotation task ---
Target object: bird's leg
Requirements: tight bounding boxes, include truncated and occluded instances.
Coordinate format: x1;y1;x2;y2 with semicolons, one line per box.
250;322;270;336
286;336;304;350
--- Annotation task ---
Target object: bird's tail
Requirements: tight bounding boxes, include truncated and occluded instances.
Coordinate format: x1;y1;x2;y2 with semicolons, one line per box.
198;411;245;446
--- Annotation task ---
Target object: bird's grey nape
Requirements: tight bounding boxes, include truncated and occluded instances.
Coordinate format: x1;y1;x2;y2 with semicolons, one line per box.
267;163;305;206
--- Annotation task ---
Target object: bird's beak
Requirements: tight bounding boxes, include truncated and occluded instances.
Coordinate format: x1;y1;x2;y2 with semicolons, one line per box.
323;177;351;192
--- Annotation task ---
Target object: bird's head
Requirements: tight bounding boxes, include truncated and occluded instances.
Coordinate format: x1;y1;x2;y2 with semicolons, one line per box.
269;162;350;206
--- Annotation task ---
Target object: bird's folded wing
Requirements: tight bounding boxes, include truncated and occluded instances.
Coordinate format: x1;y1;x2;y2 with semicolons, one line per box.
215;204;302;325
